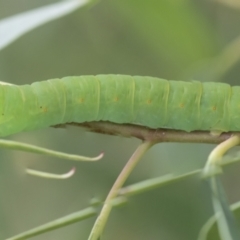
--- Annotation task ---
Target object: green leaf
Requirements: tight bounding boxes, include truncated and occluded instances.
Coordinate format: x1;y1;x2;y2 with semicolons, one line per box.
198;178;240;240
0;0;96;51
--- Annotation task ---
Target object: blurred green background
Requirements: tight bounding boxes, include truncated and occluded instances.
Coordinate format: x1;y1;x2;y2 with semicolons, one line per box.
1;0;240;239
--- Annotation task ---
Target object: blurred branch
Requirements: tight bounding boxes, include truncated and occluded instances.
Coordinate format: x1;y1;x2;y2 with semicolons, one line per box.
213;35;240;79
215;0;240;9
208;35;240;80
184;34;240;82
55;121;240;144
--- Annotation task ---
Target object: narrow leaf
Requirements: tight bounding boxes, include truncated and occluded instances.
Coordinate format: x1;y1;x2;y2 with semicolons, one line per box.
211;176;240;240
0;0;94;51
198;201;240;240
199;175;240;240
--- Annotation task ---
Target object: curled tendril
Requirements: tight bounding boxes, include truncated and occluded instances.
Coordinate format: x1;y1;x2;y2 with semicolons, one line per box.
203;135;240;177
0;139;104;161
26;167;76;179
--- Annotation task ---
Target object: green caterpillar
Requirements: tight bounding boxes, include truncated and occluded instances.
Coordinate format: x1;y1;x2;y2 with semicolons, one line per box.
1;74;239;137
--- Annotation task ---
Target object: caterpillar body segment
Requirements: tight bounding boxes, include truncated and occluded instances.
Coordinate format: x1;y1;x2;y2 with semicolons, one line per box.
0;75;238;137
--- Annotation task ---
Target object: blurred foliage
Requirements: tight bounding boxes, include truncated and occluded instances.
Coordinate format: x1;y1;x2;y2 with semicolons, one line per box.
1;0;240;240
198;200;240;240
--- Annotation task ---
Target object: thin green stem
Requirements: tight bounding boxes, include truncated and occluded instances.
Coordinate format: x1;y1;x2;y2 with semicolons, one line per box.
88;140;154;240
204;135;240;176
203;135;240;240
26;167;76;179
0;139;103;161
5;207;97;240
7;154;240;240
208;135;240;164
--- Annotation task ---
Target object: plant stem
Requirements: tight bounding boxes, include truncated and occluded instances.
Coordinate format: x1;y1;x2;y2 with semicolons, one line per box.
64;121;240;144
204;135;240;176
88;140;154;240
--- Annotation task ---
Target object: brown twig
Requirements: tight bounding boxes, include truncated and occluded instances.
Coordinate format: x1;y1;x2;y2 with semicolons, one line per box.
54;121;239;144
